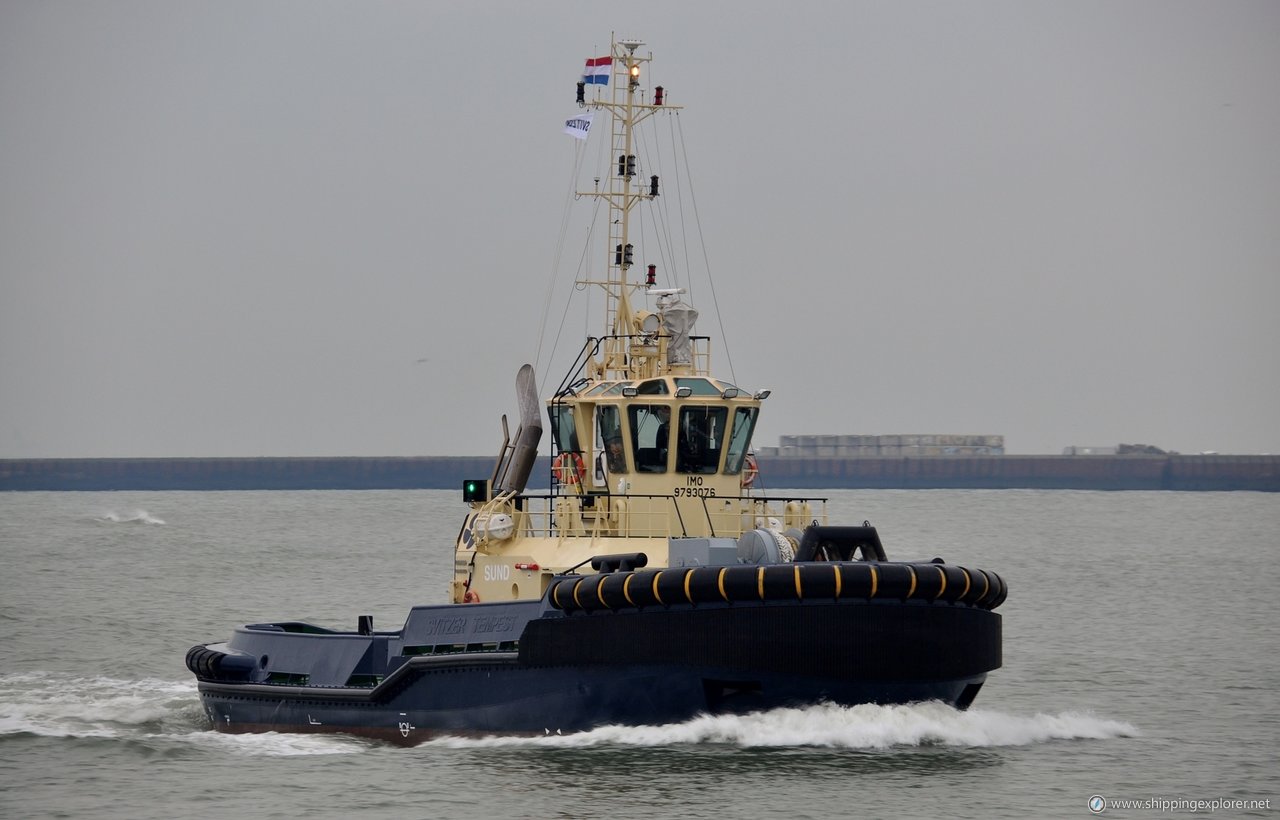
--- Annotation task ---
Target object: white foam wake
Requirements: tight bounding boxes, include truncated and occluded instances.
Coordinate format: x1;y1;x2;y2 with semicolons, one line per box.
0;672;194;738
0;672;367;756
429;702;1139;749
180;728;370;757
1;673;1138;755
97;509;165;525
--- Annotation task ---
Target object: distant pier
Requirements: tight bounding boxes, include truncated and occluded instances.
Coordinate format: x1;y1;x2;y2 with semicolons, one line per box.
2;454;1277;492
758;454;1279;491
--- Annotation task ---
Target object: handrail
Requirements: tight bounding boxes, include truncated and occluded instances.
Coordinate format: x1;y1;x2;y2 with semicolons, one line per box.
490;492;829;540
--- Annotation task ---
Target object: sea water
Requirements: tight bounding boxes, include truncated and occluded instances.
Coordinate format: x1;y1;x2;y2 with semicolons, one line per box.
1;489;1277;818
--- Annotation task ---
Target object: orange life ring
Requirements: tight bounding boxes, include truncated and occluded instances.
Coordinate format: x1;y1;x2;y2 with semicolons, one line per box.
740;453;759;489
553;452;586;485
463;587;481;604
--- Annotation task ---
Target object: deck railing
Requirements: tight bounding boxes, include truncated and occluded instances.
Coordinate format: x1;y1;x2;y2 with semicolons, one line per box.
491;492;828;540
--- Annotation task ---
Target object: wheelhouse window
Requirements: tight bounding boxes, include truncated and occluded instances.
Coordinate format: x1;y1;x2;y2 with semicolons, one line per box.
596;405;627;474
676;406;728;474
547;403;580;455
673;378;721;397
628;404;671;473
723;407;759;474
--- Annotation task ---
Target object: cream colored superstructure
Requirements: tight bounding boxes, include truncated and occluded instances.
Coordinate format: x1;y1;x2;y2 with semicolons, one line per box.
450;37;827;604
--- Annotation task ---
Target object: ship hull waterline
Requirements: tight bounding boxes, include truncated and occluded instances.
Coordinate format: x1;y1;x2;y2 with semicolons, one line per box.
197;667;989;744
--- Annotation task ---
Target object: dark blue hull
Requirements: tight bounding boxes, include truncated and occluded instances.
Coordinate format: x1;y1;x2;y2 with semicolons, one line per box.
190;569;1003;743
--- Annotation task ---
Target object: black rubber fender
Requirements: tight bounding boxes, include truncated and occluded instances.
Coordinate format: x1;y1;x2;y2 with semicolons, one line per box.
717;565;759;602
759;565;801;601
547;561;1008;612
980;570;1008;608
580;574;610;610
550;577;582;611
595;571;632;610
835;562;878;598
654;568;694;606
911;563;946;600
936;564;971;603
199;649;218;678
961;568;993;606
797;563;840;600
213;652;256;679
184;645;204;676
625;569;663;608
874;563;917;600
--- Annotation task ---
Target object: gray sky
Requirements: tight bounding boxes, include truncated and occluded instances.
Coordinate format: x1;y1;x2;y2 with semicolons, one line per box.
3;1;1277;458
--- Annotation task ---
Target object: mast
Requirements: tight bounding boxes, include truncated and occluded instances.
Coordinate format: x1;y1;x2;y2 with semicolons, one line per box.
577;37;691;382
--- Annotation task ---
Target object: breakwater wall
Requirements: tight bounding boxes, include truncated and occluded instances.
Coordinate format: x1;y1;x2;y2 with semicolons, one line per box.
2;455;1278;492
758;454;1280;491
0;456;511;492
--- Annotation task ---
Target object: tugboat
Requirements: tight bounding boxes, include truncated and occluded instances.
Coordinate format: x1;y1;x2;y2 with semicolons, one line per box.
186;37;1006;743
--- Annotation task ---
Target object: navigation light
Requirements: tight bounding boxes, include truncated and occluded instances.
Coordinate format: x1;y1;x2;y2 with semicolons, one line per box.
463;479;489;503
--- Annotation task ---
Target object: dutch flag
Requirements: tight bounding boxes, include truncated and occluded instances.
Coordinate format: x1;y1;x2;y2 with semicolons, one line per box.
583;56;611;85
